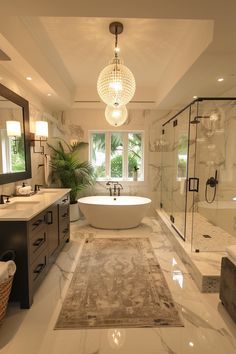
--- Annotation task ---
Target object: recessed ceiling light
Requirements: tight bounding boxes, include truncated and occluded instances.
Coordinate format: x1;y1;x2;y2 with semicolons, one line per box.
47;93;52;96
193;96;198;99
189;342;194;347
233;197;236;201
26;76;32;81
217;77;224;82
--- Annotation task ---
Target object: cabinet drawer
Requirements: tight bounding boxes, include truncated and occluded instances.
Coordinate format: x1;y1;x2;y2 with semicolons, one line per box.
59;194;70;206
30;250;48;291
59;220;70;243
28;212;46;234
59;204;69;220
29;226;47;264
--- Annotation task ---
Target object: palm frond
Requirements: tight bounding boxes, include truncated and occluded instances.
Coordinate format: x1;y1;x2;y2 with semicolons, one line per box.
48;139;94;203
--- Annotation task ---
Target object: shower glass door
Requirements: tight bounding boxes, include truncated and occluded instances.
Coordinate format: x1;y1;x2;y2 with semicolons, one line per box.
191;99;236;251
161;108;189;241
161;122;174;218
171;110;189;239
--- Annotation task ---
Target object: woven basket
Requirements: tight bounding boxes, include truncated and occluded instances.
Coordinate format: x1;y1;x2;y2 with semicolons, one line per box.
0;276;13;325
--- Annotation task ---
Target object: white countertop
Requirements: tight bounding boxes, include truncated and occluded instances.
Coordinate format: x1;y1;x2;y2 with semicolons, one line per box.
0;188;71;221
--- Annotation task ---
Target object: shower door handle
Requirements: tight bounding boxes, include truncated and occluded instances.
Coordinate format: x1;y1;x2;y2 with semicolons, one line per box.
188;177;199;192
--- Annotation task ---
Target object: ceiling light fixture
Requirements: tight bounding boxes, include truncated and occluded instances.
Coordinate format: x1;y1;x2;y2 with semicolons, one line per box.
105;105;128;127
26;76;32;81
97;22;136;108
217;77;224;82
193;96;198;99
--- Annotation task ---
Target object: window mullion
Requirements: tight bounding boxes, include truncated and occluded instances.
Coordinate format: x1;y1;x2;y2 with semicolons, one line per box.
123;132;128;180
106;132;111;178
141;132;144;180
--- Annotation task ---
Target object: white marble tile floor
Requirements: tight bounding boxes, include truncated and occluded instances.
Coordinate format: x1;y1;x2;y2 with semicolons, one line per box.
0;217;235;354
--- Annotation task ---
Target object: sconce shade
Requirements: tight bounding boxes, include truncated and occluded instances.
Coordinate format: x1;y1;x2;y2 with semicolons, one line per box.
35;121;48;137
6;121;21;137
97;59;136;107
105;105;128;127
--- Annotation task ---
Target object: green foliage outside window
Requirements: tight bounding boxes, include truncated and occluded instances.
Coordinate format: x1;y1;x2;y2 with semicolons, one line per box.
11;136;26;172
91;131;143;179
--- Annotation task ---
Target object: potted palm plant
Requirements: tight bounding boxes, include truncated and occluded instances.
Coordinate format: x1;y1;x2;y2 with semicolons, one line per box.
48;139;95;221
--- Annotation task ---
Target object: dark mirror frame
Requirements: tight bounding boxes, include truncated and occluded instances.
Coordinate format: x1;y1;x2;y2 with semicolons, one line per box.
0;82;32;185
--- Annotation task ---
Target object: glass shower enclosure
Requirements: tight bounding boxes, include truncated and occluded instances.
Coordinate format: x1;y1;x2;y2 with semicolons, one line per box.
160;98;236;252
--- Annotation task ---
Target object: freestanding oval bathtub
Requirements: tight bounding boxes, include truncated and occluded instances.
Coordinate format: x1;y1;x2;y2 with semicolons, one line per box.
78;196;151;229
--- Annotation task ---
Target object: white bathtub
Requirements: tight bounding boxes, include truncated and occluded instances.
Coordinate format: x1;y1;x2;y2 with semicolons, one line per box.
78;196;151;229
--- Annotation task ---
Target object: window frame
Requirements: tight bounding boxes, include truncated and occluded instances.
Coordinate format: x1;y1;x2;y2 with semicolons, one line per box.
89;130;145;181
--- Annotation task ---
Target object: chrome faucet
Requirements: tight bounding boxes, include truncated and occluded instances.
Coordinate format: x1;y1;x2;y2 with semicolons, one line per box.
0;195;10;204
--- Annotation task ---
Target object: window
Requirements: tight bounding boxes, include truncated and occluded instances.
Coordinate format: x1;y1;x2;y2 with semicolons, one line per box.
90;131;144;181
0;129;25;173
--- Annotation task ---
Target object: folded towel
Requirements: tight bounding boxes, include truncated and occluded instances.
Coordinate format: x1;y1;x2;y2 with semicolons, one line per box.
17;186;32;195
226;245;236;264
0;261;16;283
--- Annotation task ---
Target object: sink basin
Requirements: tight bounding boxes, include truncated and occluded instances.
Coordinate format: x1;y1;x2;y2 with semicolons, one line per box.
3;201;41;210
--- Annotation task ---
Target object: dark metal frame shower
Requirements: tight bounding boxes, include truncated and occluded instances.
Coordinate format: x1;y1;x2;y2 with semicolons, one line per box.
160;97;236;251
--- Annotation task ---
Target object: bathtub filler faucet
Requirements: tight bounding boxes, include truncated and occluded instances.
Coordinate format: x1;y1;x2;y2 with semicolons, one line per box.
106;181;123;196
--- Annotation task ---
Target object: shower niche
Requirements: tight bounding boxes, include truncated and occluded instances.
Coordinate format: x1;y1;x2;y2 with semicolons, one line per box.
160;98;236;252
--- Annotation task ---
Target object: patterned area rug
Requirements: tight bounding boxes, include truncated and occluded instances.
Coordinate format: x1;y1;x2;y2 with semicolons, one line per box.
55;237;183;329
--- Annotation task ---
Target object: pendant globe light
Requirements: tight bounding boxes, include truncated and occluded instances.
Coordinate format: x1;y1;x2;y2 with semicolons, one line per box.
97;22;136;107
105;105;128;127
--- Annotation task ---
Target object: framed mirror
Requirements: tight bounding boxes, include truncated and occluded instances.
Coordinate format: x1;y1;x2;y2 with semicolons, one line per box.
0;82;31;185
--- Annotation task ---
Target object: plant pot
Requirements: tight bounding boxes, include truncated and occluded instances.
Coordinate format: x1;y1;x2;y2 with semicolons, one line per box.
70;202;79;222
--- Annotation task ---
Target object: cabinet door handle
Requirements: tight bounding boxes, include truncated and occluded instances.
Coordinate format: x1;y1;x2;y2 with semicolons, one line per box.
33;263;45;274
46;211;53;225
62;212;68;218
63;227;69;234
62;197;68;204
33;238;44;247
33;219;43;227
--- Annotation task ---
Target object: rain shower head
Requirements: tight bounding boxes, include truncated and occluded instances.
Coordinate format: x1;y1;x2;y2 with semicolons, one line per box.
190;117;201;124
190;115;210;124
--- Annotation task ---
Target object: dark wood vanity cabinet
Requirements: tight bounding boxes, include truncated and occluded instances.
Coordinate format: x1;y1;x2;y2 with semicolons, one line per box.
0;193;70;309
46;203;59;259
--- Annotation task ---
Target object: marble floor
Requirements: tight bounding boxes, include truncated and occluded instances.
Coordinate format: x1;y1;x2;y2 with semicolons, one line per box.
0;217;236;354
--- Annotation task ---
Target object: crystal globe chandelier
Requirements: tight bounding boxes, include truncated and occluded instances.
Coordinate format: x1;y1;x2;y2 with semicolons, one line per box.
97;22;136;107
105;105;128;127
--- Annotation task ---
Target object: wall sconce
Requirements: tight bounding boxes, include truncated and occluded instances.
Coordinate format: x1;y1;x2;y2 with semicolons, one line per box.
6;120;21;154
30;120;48;154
